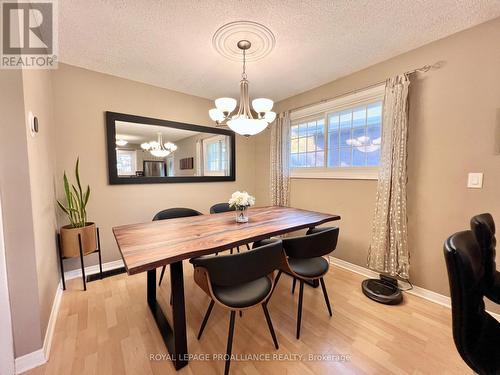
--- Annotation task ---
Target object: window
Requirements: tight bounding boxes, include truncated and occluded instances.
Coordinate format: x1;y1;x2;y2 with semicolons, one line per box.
289;85;384;179
290;118;325;168
116;150;137;176
202;135;229;176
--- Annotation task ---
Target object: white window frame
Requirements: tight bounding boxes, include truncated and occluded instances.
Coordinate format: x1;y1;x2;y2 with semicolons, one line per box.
290;84;385;180
202;135;227;176
116;149;137;176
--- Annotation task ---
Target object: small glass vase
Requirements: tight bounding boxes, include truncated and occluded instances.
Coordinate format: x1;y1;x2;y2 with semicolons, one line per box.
235;206;249;223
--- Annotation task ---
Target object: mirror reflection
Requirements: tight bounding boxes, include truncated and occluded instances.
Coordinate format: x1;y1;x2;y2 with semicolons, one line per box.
109;118;234;182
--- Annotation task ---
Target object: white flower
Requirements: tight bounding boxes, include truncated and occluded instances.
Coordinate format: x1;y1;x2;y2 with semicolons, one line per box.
228;191;256;208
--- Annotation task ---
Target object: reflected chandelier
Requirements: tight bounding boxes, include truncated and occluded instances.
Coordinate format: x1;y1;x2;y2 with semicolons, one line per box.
209;40;276;137
140;132;177;158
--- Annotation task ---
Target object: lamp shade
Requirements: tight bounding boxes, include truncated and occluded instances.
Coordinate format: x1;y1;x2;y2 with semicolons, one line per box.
215;97;237;113
264;111;276;123
227;116;268;137
150;149;170;158
252;98;273;113
209;108;225;122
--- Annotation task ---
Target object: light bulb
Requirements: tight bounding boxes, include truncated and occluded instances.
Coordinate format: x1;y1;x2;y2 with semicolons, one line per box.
264;111;276;123
252;98;273;113
215;98;237;113
115;139;128;146
209;108;225;122
141;142;150;150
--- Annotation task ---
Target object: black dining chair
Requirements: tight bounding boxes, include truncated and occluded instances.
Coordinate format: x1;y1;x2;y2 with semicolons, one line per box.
444;230;500;375
152;208;203;286
209;203;251;253
470;213;500;304
190;240;285;375
257;227;339;339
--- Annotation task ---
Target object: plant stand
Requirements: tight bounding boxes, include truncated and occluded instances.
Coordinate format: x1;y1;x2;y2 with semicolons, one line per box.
57;227;103;291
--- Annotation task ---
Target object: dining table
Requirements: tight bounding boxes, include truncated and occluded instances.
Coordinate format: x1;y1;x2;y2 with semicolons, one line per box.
112;205;340;370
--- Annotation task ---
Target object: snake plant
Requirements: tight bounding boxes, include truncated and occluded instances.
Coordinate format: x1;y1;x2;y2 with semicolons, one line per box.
57;158;91;228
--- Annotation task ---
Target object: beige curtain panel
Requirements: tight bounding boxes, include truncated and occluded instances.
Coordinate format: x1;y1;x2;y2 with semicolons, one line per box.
270;112;291;206
368;74;411;279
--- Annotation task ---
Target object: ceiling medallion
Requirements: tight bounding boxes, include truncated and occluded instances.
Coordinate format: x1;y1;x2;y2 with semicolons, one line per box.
212;21;275;62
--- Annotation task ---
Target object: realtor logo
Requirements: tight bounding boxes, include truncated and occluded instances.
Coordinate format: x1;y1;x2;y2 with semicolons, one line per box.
1;0;58;69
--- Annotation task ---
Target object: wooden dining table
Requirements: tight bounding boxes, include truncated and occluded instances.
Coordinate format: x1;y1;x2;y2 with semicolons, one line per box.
112;206;340;370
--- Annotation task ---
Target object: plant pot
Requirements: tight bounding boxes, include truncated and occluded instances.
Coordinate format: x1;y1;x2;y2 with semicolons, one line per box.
60;223;97;258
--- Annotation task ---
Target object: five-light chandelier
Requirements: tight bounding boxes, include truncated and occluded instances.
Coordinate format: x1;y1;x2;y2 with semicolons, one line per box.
209;40;276;137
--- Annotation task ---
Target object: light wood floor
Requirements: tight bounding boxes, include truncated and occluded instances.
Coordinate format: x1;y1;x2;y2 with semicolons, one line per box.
24;262;469;375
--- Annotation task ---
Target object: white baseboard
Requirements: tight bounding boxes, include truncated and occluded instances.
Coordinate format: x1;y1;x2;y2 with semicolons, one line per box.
14;348;45;374
64;259;124;280
329;256;500;322
15;259;125;374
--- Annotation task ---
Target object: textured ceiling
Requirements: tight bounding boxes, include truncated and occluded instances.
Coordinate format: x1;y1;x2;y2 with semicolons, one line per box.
59;1;500;102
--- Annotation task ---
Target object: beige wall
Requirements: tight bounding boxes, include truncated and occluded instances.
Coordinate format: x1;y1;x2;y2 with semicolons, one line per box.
22;69;60;341
52;64;257;270
0;70;44;356
256;18;500;310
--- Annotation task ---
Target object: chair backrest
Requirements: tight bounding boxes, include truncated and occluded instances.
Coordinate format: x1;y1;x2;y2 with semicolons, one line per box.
190;240;285;287
443;230;494;373
471;213;499;300
209;203;235;214
152;207;202;221
282;227;339;259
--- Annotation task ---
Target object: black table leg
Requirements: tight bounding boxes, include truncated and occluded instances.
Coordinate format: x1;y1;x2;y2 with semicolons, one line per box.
147;261;188;371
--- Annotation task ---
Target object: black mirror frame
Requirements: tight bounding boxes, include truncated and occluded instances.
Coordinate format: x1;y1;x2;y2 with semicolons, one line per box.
106;111;236;185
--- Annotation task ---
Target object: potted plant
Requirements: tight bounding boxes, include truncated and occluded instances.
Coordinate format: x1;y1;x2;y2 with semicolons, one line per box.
229;191;256;223
57;158;96;258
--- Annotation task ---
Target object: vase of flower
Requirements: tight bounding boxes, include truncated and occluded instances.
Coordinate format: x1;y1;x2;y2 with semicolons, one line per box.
229;191;255;223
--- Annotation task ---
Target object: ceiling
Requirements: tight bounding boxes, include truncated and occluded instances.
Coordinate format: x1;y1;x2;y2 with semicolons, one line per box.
115;121;201;143
59;1;500;102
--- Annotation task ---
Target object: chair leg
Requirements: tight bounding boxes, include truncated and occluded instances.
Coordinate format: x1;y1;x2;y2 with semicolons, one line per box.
266;270;282;304
224;311;236;375
230;248;233;255
236;246;240;253
296;280;304;339
292;277;296;294
197;300;215;340
320;277;332;316
245;243;250;250
262;303;279;349
158;266;166;286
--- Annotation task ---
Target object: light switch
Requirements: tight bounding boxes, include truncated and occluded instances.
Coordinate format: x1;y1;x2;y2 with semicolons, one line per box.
467;173;483;189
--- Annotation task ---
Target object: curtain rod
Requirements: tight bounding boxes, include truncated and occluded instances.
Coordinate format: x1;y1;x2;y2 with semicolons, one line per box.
288;64;433;114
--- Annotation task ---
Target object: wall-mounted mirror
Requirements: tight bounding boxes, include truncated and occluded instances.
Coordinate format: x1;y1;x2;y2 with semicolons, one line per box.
106;112;235;184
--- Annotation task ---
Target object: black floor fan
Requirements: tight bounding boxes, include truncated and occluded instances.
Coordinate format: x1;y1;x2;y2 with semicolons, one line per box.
362;274;404;305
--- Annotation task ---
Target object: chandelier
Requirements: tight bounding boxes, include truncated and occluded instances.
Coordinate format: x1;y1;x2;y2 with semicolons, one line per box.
140;132;177;158
209;40;276;137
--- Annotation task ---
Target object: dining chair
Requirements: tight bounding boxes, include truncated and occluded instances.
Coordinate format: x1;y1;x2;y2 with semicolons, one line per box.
257;227;339;339
152;208;203;286
470;213;500;304
209;202;251;253
444;230;500;374
190;239;285;375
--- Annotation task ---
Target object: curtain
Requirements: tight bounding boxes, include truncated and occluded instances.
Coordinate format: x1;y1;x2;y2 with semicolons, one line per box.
270;112;291;206
367;74;411;279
